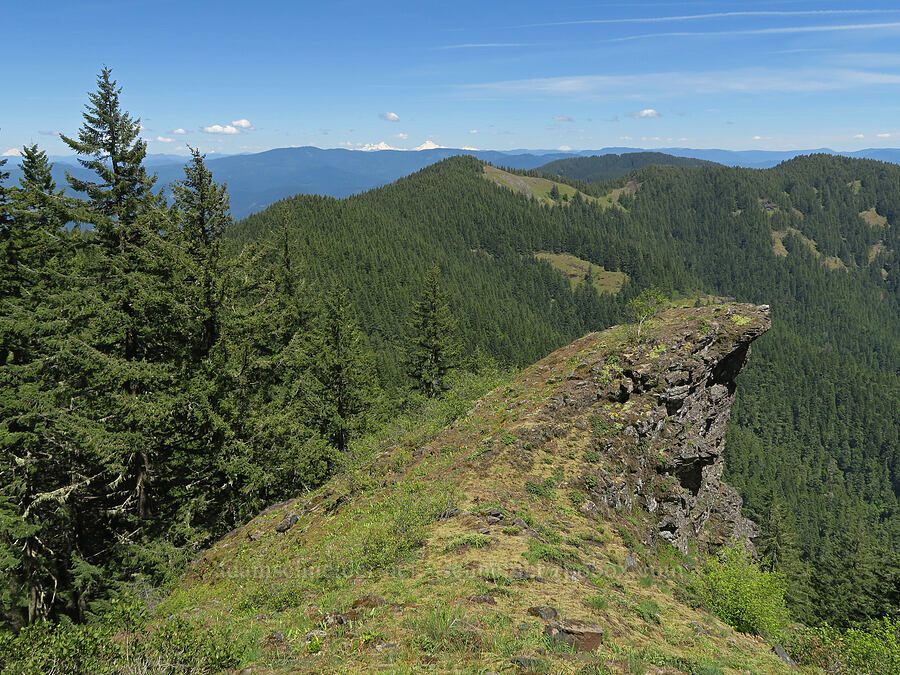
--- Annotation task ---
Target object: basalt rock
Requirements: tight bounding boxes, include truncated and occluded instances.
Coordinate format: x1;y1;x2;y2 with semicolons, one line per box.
516;304;770;554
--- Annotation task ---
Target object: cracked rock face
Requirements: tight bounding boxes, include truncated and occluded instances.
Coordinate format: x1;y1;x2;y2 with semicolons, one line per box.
506;303;771;554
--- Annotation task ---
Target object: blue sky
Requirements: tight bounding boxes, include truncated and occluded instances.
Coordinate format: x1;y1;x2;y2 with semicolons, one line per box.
5;0;900;156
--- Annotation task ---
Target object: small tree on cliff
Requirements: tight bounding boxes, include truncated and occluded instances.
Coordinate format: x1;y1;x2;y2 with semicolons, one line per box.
406;266;460;397
627;286;667;339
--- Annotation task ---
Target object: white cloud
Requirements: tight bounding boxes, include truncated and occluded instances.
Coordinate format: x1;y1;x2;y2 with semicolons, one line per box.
358;141;402;151
630;109;661;118
173;128;187;135
608;21;900;44
380;112;400;122
414;140;447;150
157;136;174;143
469;129;479;134
203;124;240;135
231;119;253;129
853;133;865;139
2;148;22;157
557;145;572;151
521;10;899;29
877;132;892;138
395;132;408;139
469;68;900;99
553;115;574;122
619;136;633;141
753;135;762;140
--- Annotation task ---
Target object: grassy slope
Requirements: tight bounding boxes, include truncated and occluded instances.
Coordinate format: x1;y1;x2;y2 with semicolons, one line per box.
483;164;616;208
534;252;628;295
152;306;795;674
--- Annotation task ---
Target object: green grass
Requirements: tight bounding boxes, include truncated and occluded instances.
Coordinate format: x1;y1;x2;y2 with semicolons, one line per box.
535;252;628;295
443;533;492;552
525;479;555;500
584;594;609;610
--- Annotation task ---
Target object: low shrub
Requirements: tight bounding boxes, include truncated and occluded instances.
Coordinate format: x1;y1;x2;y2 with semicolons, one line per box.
690;541;788;638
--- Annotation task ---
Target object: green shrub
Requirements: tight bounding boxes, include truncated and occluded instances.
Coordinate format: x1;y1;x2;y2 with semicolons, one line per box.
787;619;900;674
584;594;608;610
842;617;900;674
525;480;555;500
408;606;478;653
691;542;788;638
634;599;660;624
0;615;247;674
443;533;492;552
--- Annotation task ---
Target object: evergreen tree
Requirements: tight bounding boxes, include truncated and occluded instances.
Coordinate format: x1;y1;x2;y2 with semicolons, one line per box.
305;291;378;452
0;146;85;624
549;183;560;201
60;66;159;243
406;266;460;397
171;148;231;360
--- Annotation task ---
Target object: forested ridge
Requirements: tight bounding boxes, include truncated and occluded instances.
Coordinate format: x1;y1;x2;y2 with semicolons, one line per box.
0;70;898;669
236;152;899;627
535;152;720;183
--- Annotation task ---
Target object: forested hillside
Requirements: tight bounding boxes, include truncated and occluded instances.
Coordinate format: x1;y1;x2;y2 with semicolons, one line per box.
1;70;898;672
536;152;719;183
235;153;899;626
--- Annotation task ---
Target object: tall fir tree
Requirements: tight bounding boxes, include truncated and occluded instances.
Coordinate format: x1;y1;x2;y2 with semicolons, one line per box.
0;146;87;625
406;266;460;397
305;290;378;453
60;66;159;245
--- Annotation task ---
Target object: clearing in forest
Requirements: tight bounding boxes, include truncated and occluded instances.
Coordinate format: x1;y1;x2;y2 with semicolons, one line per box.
535;251;627;294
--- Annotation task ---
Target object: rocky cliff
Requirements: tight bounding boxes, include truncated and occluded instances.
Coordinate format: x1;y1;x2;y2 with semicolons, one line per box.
498;302;770;554
162;303;786;674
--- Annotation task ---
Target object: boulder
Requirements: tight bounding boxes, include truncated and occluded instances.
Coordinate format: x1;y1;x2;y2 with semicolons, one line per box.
274;513;298;533
526;605;558;620
543;619;604;652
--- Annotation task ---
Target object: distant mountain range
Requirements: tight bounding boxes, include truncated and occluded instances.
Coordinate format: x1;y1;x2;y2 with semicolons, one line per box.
8;145;900;219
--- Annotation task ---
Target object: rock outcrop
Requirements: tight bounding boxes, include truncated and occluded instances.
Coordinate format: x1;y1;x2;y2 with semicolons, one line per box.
498;303;770;553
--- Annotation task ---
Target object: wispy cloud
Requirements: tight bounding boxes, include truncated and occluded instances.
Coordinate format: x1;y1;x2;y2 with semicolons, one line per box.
853;134;865;139
466;68;900;99
380;111;400;122
469;129;479;134
38;130;58;136
518;10;900;29
395;132;408;139
434;43;536;50
608;22;900;43
877;132;892;138
553;115;574;122
156;136;174;143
